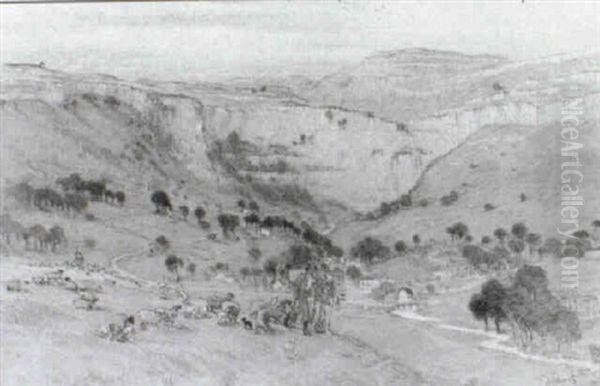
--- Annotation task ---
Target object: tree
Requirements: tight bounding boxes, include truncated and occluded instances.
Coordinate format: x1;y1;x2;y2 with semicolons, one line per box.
285;244;313;268
179;205;190;221
187;262;196;276
154;235;170;253
541;237;562;258
508;239;525;259
399;194;412;207
346;266;362;281
217;214;240;237
151;190;172;214
469;293;490;330
481;236;491;245
165;255;183;282
440;190;459;206
237;199;246;211
248;200;259;212
511;222;528;240
394;240;407;255
465;235;473;243
115;191;126;206
494;228;507;244
380;202;392;216
47;225;66;252
328;245;344;259
350;237;391;265
64;193;88;213
412;234;421;247
481;279;507;332
469;279;507;333
248;247;262;261
572;230;590;240
447;222;469;241
525;233;542;257
84;180;106;201
194;206;206;225
520;193;527;202
484;203;496;211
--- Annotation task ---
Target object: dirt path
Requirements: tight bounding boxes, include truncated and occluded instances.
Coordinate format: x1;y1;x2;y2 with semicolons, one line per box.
391;310;599;372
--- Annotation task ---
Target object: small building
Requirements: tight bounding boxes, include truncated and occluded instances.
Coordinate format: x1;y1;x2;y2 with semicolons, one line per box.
396;287;417;311
359;276;381;293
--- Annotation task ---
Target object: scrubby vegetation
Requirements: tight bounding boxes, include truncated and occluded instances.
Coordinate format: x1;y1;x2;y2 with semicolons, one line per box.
469;266;582;352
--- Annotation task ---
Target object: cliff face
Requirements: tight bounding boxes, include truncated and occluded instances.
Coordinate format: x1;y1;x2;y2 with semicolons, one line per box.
2;50;598;214
201;96;541;211
0;66;216;201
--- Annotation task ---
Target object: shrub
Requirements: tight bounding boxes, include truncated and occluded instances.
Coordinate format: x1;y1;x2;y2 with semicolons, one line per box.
155;235;170;249
418;198;429;207
200;221;211;230
494;228;507;243
248;200;259;212
399;194;412;207
237;200;246;210
248;247;262;261
484;203;495;211
412;234;421;246
325;110;334;121
83;239;96;249
115;191;125;206
194;206;206;224
151;190;172;214
481;236;491;245
179;205;190;221
511;222;528;240
84;213;96;221
394;241;407;255
380;202;392;216
217;214;240;237
520;193;527;202
440;190;459;206
165;255;184;282
187;263;196;275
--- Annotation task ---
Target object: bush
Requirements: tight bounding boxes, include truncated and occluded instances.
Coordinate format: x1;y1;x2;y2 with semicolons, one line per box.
418;198;429;207
484;203;495;211
481;236;491;245
187;263;196;275
84;213;96;221
440;190;459;206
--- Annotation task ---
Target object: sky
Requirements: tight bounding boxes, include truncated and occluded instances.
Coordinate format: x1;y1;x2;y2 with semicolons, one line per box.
1;1;599;82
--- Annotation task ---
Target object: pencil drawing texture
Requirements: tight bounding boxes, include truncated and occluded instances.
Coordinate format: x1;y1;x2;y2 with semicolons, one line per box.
1;2;599;385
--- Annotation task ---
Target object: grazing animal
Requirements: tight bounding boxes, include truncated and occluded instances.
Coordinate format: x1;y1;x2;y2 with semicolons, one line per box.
241;317;253;330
